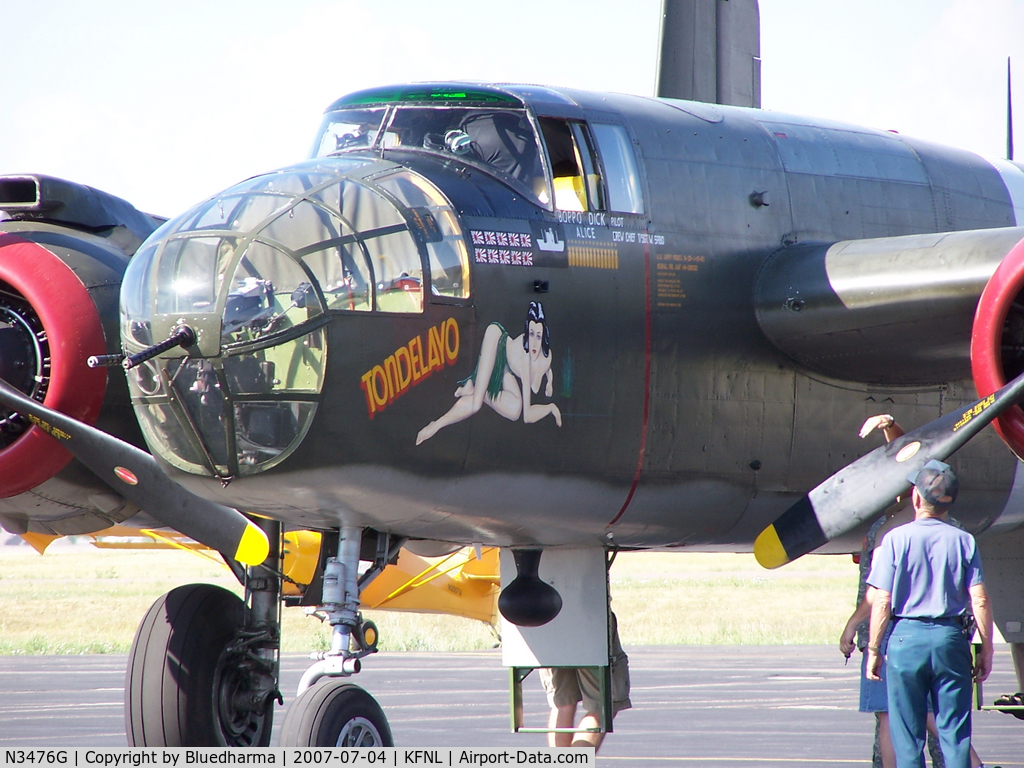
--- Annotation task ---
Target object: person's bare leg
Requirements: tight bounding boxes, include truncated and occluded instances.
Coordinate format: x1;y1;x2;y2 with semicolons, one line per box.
925;727;946;768
924;713;943;767
570;713;606;752
877;712;897;768
872;715;883;768
547;704;576;748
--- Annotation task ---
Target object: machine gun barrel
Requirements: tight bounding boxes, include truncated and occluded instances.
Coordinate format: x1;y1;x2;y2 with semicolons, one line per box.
86;354;124;368
122;325;197;371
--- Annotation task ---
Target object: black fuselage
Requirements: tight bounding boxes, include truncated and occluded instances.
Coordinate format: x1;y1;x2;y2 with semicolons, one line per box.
128;84;1023;550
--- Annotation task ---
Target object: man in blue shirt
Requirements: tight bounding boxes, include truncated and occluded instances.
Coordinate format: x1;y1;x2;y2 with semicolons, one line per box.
866;460;994;768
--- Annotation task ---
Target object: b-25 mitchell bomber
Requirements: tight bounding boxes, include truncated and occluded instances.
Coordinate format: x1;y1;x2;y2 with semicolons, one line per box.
1;2;1024;749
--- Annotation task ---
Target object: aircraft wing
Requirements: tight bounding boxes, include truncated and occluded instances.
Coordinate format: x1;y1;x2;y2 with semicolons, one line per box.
753;228;1024;565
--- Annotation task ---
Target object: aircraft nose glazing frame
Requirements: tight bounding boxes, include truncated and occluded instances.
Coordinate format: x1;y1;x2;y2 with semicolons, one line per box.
119;155;467;480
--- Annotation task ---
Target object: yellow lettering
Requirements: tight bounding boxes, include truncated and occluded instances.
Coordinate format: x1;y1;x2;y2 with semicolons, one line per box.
26;414;70;441
394;346;413;392
444;318;459;364
359;318;461;419
371;366;389;408
409;337;424;382
360;371;377;417
384;355;400;400
427;325;443;372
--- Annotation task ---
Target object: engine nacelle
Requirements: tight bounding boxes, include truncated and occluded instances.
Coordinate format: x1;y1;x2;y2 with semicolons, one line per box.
0;175;160;532
755;228;1024;386
971;236;1024;460
755;224;1024;460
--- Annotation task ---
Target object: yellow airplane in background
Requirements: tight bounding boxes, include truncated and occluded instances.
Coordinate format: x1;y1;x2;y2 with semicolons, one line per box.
16;529;500;629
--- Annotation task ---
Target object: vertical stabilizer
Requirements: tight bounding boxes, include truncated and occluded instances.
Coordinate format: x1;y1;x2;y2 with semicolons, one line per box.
656;0;761;108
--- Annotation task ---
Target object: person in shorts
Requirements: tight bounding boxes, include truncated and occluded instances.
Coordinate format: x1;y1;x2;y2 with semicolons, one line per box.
539;612;631;751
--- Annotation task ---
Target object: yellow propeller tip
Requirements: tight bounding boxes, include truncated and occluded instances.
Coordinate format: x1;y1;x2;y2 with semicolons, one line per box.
753;525;790;570
234;523;270;566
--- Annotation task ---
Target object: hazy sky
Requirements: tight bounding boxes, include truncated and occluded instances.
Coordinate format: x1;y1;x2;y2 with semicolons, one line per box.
2;0;1023;215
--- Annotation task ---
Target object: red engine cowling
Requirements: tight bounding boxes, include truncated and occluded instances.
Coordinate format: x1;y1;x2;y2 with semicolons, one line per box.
0;233;109;495
0;174;161;502
971;235;1024;460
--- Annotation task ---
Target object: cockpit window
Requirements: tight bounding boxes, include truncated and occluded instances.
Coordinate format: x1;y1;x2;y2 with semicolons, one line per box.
571;123;606;212
590;123;644;214
383;108;546;204
311;105;549;207
539;118;585;212
312;108;388;157
538;118;607;213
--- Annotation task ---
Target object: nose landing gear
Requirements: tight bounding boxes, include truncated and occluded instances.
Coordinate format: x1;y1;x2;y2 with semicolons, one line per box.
280;526;398;748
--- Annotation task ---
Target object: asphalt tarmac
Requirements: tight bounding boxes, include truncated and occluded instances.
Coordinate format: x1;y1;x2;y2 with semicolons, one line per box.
0;646;1021;766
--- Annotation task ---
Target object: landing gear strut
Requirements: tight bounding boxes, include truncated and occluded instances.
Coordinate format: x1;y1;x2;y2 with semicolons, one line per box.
280;526;397;748
125;518;282;746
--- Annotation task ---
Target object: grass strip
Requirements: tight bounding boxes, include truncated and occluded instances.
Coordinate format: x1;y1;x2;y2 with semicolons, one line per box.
0;545;857;654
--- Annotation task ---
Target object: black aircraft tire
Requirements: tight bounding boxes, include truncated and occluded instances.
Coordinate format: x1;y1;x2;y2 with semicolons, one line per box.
125;583;273;747
279;681;393;747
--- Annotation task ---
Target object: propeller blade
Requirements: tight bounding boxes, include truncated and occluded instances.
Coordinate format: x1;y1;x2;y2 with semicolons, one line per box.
0;377;268;566
755;368;1024;569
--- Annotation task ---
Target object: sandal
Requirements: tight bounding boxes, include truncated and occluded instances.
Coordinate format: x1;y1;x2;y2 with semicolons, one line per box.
993;691;1024;720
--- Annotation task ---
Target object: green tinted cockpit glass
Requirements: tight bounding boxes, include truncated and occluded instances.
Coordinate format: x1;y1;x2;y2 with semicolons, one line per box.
325;85;522;109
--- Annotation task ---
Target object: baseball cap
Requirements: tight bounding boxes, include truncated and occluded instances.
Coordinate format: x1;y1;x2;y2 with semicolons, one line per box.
906;459;959;506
